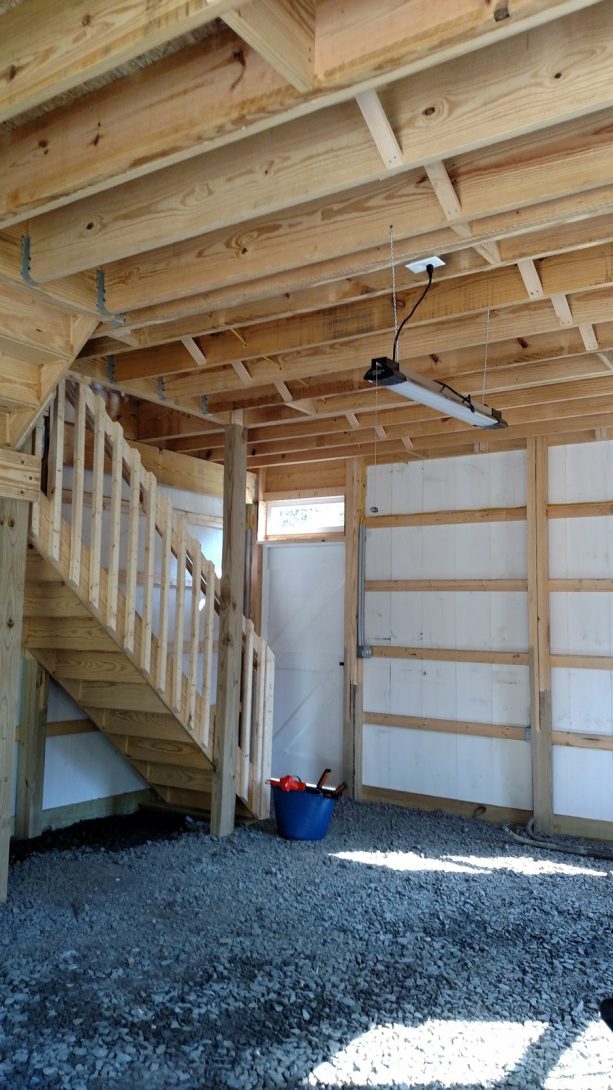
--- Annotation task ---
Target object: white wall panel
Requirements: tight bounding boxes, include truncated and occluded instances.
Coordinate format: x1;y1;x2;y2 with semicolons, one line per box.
551;667;613;734
366;591;528;651
366;450;526;515
549;440;613;503
363;658;529;726
42;733;145;810
363;449;532;811
366;523;527;580
549;516;613;579
550;592;613;655
363;724;532;808
553;747;613;821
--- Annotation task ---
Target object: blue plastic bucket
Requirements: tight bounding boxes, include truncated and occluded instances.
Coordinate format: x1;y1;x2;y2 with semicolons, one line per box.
272;786;335;841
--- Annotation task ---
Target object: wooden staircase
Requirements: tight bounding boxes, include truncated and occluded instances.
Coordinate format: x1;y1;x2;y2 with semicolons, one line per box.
22;381;274;821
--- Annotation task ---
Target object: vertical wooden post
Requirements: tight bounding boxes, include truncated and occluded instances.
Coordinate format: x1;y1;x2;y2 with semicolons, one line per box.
0;498;29;903
343;458;365;800
211;424;247;837
14;655;48;841
527;437;553;833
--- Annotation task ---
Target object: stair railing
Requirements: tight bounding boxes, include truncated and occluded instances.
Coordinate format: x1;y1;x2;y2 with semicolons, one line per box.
31;379;274;816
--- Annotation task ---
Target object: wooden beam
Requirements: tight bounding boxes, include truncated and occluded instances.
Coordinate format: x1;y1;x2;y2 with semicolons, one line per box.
551;292;574;327
224;0;315;92
180;337;207;367
130;440;256;502
0;4;595;229
365;506;526;528
0;0;242;125
343;458;363;799
527;436;553;834
211;424;247;836
14;655;48;841
364;710;526;741
0;497;28;902
26;4;613;282
314;0;602;92
371;645;528;666
361;784;531;826
0;450;40;502
355;90;403;168
366;578;528;592
517;258;544;299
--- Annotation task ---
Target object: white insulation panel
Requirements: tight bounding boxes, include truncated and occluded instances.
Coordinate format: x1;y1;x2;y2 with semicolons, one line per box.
363;724;532;809
365;445;613;819
363;658;530;727
365;450;526;516
365;522;528;581
364;452;531;809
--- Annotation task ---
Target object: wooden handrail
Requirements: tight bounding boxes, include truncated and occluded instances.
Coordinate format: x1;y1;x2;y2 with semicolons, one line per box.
35;380;274;815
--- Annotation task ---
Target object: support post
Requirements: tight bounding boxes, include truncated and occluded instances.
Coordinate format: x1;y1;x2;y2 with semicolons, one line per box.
211;424;247;836
527;437;553;833
343;458;365;799
14;655;48;841
0;499;29;902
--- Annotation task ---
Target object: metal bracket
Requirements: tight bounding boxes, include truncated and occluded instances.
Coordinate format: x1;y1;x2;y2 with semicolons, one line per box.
157;376;165;401
20;235;39;286
106;355;116;383
524;725;532;742
357;645;373;659
96;269;125;326
201;396;208;415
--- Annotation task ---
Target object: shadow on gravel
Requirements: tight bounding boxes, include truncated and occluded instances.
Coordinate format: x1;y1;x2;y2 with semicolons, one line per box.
2;800;613;1090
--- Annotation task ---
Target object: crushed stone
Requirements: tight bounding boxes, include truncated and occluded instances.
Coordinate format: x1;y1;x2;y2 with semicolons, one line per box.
1;799;613;1089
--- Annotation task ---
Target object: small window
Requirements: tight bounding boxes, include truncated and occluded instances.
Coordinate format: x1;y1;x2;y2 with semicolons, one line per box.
263;496;345;539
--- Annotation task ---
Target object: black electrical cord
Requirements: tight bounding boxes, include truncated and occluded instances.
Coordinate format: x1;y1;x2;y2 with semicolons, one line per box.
392;262;434;362
504;817;613;863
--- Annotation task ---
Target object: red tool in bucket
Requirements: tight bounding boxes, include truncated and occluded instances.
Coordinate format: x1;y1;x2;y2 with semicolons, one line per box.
267;770;347;840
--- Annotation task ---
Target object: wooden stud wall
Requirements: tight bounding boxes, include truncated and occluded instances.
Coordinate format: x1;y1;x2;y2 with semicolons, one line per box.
351;444;613;840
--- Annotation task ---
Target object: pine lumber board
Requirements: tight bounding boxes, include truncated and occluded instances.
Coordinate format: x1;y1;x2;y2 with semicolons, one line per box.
0;0;244;125
370;646;529;666
27;3;613;280
123;736;214;768
366;579;528;592
364;711;526;740
0;449;40;503
211;423;247;835
48;651;147;684
99;709;192;742
0;498;28;901
361;784;531;826
364;506;526;528
77;682;167;713
132;760;213;791
23;616;117;652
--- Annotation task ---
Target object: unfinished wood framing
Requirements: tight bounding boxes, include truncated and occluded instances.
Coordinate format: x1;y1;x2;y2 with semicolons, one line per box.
342;458;364;800
14;655;48;841
211;424;247;836
5;1;613;870
0;498;29;902
527;437;553;834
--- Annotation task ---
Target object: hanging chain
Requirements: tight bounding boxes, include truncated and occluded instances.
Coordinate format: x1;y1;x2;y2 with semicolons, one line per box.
482;307;490;404
390;224;399;338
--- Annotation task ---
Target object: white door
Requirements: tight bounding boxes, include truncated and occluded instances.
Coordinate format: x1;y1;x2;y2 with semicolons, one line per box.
263;541;345;785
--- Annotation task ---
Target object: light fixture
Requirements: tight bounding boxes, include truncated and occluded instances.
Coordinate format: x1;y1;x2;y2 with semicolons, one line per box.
364;261;507;430
364;356;506;428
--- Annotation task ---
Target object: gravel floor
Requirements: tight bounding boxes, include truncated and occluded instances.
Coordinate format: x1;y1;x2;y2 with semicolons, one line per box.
2;799;613;1090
